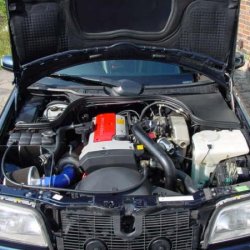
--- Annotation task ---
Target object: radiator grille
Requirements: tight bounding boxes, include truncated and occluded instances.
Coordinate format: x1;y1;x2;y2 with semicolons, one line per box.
61;209;196;250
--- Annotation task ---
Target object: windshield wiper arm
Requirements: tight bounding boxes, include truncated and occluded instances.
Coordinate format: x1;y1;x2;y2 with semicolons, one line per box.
50;74;143;96
50;74;117;87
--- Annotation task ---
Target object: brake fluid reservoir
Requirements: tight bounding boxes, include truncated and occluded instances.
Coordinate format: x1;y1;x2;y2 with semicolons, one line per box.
192;130;249;187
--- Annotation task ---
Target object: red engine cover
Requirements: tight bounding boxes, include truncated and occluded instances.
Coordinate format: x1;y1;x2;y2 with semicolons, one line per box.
94;113;116;142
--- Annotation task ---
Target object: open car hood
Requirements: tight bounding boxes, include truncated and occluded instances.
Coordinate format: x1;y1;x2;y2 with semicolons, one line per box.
7;0;240;87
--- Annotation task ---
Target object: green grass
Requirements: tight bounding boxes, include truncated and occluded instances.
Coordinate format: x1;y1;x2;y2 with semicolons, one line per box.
0;26;10;59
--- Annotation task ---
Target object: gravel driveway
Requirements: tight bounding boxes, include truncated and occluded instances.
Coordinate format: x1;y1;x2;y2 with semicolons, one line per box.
0;70;13;113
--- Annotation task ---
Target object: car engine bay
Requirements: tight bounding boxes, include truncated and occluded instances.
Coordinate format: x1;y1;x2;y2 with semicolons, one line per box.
1;93;250;197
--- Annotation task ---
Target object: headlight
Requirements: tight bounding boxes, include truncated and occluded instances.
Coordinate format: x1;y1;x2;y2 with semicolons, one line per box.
0;200;51;248
206;199;250;246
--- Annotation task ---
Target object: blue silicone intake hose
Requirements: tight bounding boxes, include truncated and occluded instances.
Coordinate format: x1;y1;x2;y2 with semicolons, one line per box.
37;164;76;188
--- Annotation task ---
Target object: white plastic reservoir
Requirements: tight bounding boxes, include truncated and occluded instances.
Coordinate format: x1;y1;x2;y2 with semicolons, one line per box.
192;130;249;187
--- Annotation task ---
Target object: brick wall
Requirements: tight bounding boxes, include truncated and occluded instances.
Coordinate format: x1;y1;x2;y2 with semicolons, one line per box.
238;0;250;56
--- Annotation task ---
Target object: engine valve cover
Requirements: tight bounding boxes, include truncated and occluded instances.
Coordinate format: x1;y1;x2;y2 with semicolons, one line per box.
79;113;136;173
93;113;127;142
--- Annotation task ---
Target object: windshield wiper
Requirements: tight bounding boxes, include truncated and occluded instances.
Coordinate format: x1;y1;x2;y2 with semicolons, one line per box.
50;74;117;87
50;74;143;96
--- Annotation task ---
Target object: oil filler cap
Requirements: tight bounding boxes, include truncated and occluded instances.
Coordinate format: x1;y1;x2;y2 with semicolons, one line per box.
149;237;171;250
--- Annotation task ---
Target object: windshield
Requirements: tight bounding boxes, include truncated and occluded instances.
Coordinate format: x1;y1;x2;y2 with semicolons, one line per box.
56;60;195;85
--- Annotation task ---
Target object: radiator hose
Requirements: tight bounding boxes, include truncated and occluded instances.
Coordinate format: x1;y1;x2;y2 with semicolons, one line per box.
132;122;176;190
176;169;198;194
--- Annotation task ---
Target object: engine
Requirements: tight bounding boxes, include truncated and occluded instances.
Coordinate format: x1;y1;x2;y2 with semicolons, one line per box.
79;113;136;173
77;113;149;195
3;97;250;197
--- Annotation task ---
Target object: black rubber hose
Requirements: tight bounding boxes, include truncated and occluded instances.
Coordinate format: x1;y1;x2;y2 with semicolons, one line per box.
15;95;191;130
176;170;198;194
54;124;77;159
132;122;176;190
15;95;238;130
53;123;86;160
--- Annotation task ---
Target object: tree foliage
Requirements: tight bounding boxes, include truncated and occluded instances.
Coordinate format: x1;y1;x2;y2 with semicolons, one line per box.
0;0;7;22
0;0;10;58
